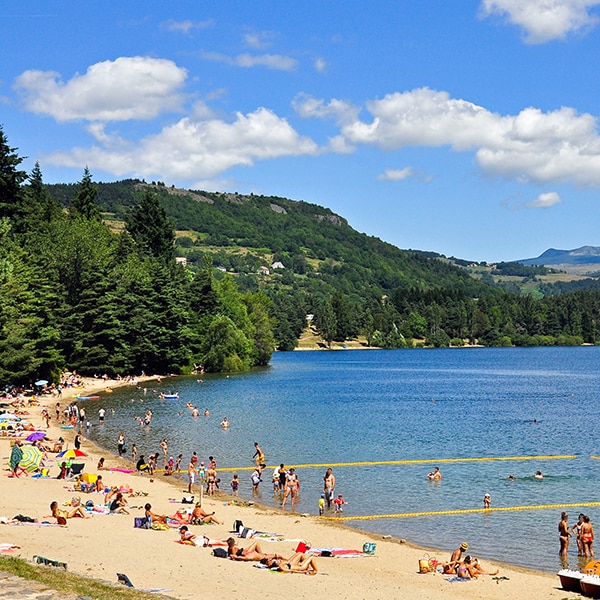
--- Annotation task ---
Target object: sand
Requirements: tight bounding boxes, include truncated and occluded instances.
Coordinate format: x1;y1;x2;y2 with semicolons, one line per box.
0;377;578;599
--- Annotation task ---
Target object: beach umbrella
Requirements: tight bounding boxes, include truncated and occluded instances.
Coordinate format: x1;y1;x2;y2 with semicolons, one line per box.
0;413;20;421
26;431;47;442
34;380;48;387
56;448;88;459
19;445;43;472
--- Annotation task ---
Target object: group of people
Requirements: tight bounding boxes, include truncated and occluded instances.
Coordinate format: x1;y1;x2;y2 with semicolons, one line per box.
441;541;499;579
560;512;595;558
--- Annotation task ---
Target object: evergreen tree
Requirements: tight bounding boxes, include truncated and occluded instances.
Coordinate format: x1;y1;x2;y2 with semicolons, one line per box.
71;167;101;221
26;162;62;225
126;190;175;265
0;125;27;229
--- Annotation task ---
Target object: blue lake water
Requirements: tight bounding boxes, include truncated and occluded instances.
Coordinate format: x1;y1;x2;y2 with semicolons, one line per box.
85;346;600;572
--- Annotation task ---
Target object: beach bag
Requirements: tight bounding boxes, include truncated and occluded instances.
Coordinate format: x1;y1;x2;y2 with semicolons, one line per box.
181;495;194;504
213;548;228;558
418;553;438;573
134;517;150;529
233;519;244;533
240;527;255;538
363;542;376;555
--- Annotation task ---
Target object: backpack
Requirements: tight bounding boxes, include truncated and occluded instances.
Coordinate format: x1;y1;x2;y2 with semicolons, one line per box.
213;548;228;558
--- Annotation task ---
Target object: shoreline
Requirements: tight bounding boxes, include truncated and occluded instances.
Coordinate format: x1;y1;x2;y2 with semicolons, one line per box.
0;377;577;599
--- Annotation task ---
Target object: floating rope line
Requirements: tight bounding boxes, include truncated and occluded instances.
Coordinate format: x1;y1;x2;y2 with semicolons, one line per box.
217;454;578;472
323;501;600;521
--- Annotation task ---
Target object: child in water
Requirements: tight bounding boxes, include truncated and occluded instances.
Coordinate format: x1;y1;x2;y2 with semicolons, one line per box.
333;494;347;513
230;473;239;496
318;494;325;516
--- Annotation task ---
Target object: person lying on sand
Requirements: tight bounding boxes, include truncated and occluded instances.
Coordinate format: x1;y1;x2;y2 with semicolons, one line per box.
189;502;223;525
50;500;89;521
260;552;319;575
226;537;280;561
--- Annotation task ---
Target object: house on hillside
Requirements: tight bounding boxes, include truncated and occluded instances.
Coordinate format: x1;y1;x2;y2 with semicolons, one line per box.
271;261;285;270
258;266;270;275
175;257;187;267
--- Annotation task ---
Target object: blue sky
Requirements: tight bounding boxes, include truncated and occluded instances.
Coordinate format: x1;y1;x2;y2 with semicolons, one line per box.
3;1;600;262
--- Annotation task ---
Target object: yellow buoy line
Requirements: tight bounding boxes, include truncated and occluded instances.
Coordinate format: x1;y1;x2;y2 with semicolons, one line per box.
217;454;578;472
323;501;600;522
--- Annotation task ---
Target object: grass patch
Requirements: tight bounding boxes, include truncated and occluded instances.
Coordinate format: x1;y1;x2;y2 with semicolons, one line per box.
0;556;167;600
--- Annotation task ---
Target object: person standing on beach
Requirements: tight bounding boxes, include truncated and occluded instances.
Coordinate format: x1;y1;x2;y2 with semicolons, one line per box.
160;438;168;465
117;432;125;457
323;468;336;509
282;468;300;509
187;458;196;494
559;512;573;557
74;433;82;450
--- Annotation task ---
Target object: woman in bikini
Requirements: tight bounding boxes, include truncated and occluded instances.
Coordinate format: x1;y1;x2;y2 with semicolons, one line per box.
282;468;299;509
226;538;281;562
261;552;320;575
559;512;573;557
582;515;595;557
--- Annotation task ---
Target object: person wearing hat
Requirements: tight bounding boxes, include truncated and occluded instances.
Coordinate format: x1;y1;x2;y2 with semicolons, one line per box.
483;493;491;509
442;541;468;574
178;525;199;546
318;494;326;516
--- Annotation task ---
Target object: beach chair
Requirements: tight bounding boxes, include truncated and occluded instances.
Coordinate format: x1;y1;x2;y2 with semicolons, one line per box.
68;463;84;478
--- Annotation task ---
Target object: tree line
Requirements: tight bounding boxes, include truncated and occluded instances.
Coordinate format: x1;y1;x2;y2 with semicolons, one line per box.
0;127;275;385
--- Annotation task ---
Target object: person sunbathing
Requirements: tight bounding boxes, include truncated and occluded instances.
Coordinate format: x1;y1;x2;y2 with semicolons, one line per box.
190;502;223;525
50;500;89;521
466;555;499;576
261;552;319;575
226;538;280;561
178;525;200;545
144;503;167;525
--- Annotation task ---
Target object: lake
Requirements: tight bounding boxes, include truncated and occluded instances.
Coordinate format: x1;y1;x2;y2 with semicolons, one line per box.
85;346;600;572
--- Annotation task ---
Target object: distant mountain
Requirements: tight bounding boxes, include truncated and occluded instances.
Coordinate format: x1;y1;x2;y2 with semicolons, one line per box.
519;246;600;269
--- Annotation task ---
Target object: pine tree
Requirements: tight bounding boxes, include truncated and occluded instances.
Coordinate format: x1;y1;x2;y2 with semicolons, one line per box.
71;167;101;220
0;126;28;229
126;190;175;265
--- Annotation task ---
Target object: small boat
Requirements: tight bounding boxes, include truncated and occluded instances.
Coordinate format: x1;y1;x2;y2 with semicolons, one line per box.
581;574;600;598
557;569;584;593
160;393;179;400
76;395;100;401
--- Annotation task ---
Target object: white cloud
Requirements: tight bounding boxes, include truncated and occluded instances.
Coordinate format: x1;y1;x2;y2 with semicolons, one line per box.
329;87;600;187
314;58;328;73
202;51;297;71
44;108;318;181
293;94;360;125
377;167;414;181
526;191;563;207
14;57;187;122
243;31;275;50
161;19;214;35
480;0;600;43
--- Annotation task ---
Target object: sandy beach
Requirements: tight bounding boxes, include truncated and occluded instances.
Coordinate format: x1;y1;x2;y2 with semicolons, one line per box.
0;377;579;599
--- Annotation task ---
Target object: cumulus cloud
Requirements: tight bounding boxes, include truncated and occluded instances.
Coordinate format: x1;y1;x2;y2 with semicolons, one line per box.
161;19;214;35
480;0;600;43
526;191;563;207
377;167;414;181
202;51;297;71
293;93;360;125
44;108;318;181
325;87;600;187
14;56;187;122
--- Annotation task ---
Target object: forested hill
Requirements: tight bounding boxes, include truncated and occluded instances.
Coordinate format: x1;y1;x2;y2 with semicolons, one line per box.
47;179;489;301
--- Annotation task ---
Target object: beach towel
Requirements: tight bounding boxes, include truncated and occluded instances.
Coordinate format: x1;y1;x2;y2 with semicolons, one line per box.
9;444;23;471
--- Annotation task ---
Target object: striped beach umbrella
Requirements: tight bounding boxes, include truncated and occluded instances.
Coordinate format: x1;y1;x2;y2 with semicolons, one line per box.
19;445;43;472
56;448;88;459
